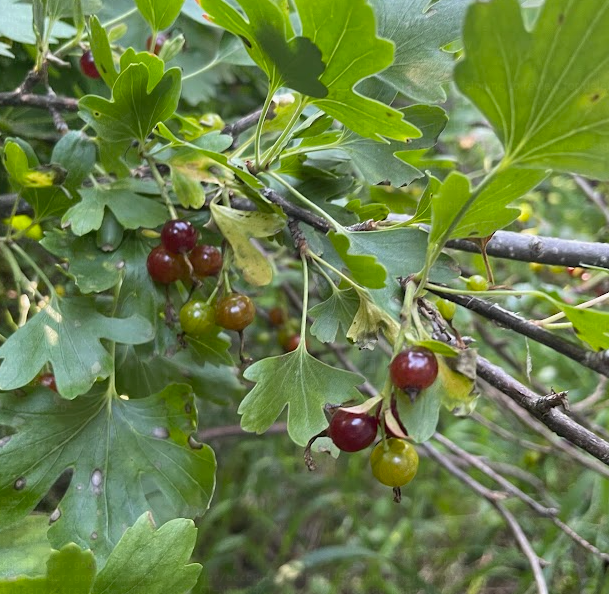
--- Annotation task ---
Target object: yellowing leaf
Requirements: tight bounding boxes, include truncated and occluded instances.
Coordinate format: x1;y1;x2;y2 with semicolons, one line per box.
210;203;285;286
346;290;399;348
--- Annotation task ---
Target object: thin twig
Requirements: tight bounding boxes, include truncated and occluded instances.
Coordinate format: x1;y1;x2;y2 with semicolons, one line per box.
470;411;552;454
429;289;609;378
483;383;609;479
477;364;609;469
422;442;549;594
433;433;557;516
573;176;609;226
572;377;609;412
0;92;78;111
198;422;287;441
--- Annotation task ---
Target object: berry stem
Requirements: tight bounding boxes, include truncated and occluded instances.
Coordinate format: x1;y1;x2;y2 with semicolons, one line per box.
221;247;233;294
205;284;220;306
146;156;178;220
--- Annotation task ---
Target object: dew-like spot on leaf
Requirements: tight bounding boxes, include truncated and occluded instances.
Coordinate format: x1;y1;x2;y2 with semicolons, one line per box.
152;427;170;439
0;435;11;447
49;508;61;523
90;469;103;490
91;531;98;540
14;477;26;490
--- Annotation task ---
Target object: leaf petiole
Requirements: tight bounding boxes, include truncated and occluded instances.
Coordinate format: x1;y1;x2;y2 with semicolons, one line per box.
259;96;307;169
299;253;309;341
10;242;57;299
146;155;178;220
254;87;278;170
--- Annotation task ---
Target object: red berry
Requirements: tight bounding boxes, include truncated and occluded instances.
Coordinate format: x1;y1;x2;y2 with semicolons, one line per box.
147;246;187;284
161;220;198;254
328;409;378;452
38;373;57;392
146;32;168;55
282;334;302;352
268;307;286;327
215;293;256;331
80;50;100;79
390;347;438;391
189;244;222;277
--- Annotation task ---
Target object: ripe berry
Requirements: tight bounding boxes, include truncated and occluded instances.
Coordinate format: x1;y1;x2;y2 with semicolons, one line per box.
146;32;168;55
189;244;222;277
80;50;100;79
466;274;489;292
370;438;419;487
38;372;57;392
161;220;198;254
390;347;438;391
215;293;256;331
328;409;378;452
436;298;456;321
282;333;302;352
147;246;187;284
268;307;286;327
180;300;215;337
567;267;584;278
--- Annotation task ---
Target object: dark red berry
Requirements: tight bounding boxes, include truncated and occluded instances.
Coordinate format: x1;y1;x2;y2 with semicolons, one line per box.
80;50;100;79
160;220;198;254
189;244;222;277
38;373;57;392
390;347;438;391
282;334;302;352
215;293;256;331
268;307;286;327
328;409;378;452
147;246;187;284
146;32;168;55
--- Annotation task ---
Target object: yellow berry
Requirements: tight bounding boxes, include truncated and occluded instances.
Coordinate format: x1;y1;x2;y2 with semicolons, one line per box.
2;215;43;240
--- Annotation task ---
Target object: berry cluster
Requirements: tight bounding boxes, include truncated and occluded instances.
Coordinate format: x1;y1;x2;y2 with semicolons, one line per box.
146;219;222;285
324;347;438;489
326;407;419;489
181;292;256;336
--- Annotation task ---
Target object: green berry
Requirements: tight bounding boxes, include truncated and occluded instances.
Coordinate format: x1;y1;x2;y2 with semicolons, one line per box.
436;298;456;321
466;275;489;292
180;300;215;337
